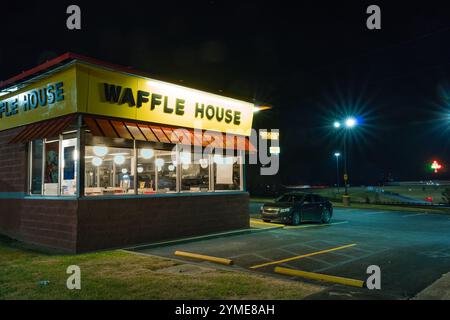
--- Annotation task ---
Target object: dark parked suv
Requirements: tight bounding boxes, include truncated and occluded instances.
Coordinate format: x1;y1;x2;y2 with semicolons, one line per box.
260;192;333;225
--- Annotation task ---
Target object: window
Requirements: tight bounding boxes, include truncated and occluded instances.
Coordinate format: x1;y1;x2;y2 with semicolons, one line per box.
181;152;210;192
28;128;245;197
29;134;78;196
155;150;177;193
61;136;78;196
85;138;135;196
303;195;314;204
213;155;242;191
43;138;59;195
137;147;156;194
30;140;43;195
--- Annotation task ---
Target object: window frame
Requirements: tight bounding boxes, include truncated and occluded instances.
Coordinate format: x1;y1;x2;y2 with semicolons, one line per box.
27;127;245;197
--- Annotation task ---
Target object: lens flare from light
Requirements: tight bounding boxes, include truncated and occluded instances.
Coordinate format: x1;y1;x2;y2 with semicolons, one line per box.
92;157;103;167
93;146;108;157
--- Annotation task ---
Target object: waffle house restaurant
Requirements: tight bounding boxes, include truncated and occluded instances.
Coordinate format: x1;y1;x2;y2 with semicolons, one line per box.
0;53;255;253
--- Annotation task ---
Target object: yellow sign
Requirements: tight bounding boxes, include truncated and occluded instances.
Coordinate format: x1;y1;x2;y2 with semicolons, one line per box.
0;66;78;131
79;65;254;136
0;63;255;136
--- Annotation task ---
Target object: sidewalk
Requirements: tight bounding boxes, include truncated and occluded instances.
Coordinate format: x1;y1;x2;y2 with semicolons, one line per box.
414;272;450;300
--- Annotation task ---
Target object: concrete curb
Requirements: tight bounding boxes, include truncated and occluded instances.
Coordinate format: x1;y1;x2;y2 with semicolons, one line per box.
125;226;280;251
413;272;450;300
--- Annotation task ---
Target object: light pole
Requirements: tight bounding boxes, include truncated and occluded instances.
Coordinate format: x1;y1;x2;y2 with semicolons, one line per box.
334;117;357;198
334;152;341;193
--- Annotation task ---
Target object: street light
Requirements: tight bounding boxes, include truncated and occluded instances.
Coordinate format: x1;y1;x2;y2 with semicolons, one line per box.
334;116;358;196
334;152;341;193
345;117;357;128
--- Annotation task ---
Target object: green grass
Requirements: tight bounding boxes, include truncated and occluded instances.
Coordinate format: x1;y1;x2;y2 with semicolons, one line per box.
313;186;450;204
0;236;323;300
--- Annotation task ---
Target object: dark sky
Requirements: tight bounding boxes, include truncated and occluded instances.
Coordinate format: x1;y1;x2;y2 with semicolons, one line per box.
2;0;450;185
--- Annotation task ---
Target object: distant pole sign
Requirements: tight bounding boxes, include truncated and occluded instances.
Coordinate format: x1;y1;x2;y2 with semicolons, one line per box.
269;146;280;155
431;160;442;173
260;131;280;140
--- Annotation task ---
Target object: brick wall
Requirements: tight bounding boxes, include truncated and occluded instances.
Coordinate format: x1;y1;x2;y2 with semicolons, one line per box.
19;199;78;252
76;193;250;252
0;128;27;193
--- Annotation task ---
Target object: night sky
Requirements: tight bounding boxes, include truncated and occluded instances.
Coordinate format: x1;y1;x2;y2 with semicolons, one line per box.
2;1;450;187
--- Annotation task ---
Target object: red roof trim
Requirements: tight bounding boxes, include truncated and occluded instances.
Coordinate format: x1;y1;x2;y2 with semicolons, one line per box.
0;52;153;91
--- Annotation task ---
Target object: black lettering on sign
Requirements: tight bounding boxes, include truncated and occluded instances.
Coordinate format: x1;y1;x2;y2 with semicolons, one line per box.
29;91;38;109
151;93;162;110
205;105;215;120
175;99;185;115
0;102;5;118
216;107;224;121
224;109;232;124
195;103;204;118
137;90;149;108
120;87;136;107
47;85;56;104
37;88;47;106
104;83;122;102
55;82;64;102
163;96;173;114
233;111;241;125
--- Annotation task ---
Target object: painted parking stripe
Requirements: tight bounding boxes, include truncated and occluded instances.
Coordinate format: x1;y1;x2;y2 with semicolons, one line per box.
250;219;284;228
401;213;428;218
249;243;356;269
284;221;348;230
274;266;365;288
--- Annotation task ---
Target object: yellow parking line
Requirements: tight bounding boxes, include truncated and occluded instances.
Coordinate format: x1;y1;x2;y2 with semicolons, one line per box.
274;266;365;288
174;251;233;265
250;219;283;228
249;243;356;269
284;221;348;230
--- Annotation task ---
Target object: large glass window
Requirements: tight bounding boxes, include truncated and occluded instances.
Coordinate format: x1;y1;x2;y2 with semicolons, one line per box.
43;139;60;195
155;150;177;193
137;147;156;194
85;141;135;196
213;155;241;191
29;134;78;196
30;140;43;195
61;137;78;196
181;152;210;192
29;130;244;197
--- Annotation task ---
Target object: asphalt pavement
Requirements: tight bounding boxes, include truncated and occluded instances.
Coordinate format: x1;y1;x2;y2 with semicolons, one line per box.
130;206;450;299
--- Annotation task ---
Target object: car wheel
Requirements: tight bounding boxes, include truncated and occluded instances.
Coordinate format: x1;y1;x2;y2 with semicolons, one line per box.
321;208;332;224
263;219;271;223
291;211;301;226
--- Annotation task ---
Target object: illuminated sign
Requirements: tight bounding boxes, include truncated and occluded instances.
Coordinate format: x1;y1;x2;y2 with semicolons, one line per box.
0;64;255;136
102;83;242;126
0;66;77;131
0;82;64;119
260;131;280;140
269;146;280;154
431;160;443;173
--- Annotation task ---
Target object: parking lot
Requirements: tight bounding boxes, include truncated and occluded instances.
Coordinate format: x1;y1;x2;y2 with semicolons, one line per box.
130;206;450;299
